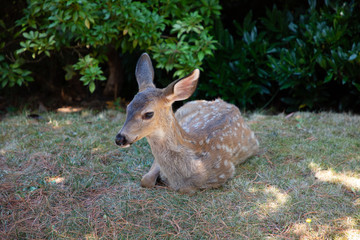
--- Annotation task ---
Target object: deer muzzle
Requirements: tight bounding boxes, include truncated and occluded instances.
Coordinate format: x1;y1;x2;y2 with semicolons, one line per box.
115;133;131;148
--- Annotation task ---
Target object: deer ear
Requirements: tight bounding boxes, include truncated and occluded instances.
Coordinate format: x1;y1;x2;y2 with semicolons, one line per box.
164;69;200;103
135;53;155;91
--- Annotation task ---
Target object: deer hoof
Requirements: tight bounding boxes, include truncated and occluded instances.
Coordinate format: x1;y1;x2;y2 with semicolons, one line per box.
140;174;156;188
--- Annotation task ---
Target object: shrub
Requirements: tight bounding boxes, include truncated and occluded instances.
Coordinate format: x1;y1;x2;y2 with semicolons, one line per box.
268;0;360;111
199;0;360;112
198;13;275;108
0;0;220;92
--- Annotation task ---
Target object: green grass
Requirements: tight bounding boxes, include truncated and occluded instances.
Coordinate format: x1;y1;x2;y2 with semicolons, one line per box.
0;110;359;239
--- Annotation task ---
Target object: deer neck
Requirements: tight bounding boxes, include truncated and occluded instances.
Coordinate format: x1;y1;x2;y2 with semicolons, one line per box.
146;109;191;153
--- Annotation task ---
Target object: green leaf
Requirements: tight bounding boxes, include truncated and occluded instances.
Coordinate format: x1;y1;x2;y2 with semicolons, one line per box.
133;39;138;48
348;54;357;61
1;79;8;88
73;11;78;22
324;71;333;83
64;65;76;80
16;48;27;55
17;78;23;86
89;82;95;93
198;51;205;61
288;22;298;32
85;19;90;29
353;82;360;92
23;32;31;39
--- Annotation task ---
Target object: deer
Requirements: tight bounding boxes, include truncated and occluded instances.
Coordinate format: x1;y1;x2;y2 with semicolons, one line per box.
115;53;259;194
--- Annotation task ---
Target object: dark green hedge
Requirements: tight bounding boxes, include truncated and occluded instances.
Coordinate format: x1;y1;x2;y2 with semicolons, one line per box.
198;0;360;112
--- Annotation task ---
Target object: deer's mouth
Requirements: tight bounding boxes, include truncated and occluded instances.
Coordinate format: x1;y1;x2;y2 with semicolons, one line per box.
117;136;138;148
115;133;138;148
119;143;131;148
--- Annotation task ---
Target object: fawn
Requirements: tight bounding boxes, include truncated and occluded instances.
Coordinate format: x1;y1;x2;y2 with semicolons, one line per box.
115;53;259;194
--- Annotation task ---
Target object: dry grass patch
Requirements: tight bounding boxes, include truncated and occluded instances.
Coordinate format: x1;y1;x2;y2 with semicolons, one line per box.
0;110;359;239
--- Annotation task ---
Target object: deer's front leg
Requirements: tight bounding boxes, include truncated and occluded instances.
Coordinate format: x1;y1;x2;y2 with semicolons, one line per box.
141;161;160;188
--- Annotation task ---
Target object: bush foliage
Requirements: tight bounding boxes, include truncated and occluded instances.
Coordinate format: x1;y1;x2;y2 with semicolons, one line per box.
199;0;360;111
0;0;219;92
1;0;360;111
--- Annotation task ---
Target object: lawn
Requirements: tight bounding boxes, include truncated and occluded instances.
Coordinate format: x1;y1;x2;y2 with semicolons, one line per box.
0;109;359;239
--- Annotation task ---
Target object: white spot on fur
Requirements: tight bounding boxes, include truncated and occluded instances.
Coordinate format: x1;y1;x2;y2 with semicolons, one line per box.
215;162;220;169
202;114;210;122
229;163;235;177
224;160;229;166
219;174;225;179
250;132;255;139
193;122;202;128
222;145;233;153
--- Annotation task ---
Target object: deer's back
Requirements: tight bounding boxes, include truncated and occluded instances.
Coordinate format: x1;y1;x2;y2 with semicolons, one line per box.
174;99;259;188
175;99;259;165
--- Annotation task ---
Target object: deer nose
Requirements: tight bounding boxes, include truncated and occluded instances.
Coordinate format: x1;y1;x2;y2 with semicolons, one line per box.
115;133;128;146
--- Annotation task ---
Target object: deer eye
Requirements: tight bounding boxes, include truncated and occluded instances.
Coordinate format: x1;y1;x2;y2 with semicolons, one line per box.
143;112;154;120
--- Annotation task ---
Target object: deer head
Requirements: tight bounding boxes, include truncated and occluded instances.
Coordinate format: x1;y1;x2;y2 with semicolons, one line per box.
115;53;200;148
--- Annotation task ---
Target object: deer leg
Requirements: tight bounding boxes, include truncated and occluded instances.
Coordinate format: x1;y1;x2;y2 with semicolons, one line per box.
141;162;160;188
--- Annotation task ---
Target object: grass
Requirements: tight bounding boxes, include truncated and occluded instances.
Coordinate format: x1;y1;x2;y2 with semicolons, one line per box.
0;109;359;239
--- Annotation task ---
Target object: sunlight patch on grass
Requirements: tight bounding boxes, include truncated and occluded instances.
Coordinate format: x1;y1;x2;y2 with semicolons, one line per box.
310;162;360;191
344;229;360;240
57;107;83;113
292;222;310;237
84;232;97;240
315;170;360;191
335;217;360;240
249;185;290;215
45;176;65;184
262;185;289;211
342;217;358;229
252;185;291;227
